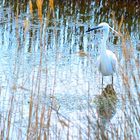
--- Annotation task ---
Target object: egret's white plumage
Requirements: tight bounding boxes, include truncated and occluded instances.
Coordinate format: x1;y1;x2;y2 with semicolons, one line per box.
86;22;120;84
98;49;117;76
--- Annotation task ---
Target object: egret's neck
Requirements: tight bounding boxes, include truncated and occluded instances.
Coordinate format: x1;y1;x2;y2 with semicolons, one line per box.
100;37;107;55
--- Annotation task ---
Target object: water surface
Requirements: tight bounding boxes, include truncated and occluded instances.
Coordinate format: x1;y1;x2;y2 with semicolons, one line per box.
0;0;140;139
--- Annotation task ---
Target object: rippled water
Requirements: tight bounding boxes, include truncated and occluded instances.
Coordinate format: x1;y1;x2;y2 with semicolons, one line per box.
0;0;140;139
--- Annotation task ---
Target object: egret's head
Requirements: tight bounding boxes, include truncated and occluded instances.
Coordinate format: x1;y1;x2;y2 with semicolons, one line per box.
98;22;110;40
98;23;109;32
86;22;122;42
86;22;110;41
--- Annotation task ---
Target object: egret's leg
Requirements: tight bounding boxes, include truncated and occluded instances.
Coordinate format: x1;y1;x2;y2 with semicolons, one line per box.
112;75;113;85
102;76;103;89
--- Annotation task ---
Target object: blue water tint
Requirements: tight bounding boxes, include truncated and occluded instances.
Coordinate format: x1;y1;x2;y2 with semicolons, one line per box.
0;1;140;139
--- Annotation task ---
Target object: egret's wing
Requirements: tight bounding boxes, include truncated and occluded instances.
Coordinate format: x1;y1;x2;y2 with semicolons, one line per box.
111;54;117;73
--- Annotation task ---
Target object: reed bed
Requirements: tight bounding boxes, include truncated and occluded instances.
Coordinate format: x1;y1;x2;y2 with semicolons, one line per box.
0;0;140;140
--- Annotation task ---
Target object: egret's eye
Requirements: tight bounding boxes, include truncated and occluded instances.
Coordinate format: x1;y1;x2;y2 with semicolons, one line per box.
97;29;102;33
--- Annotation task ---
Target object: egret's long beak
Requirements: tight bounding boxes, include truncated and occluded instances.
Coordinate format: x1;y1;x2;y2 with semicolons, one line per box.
86;26;103;33
109;26;122;37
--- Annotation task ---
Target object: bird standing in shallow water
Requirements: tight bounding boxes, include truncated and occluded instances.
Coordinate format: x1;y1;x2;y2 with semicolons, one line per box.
86;22;121;86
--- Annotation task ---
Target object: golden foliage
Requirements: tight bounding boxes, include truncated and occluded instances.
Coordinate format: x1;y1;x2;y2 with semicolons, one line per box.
118;15;124;33
29;0;33;15
23;19;29;34
36;0;44;21
77;50;87;57
49;0;54;11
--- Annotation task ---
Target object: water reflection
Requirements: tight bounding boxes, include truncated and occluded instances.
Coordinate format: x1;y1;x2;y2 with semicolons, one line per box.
0;0;139;118
0;1;140;139
95;84;117;125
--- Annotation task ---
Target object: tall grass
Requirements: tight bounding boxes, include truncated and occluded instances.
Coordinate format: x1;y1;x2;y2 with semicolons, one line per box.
0;0;140;140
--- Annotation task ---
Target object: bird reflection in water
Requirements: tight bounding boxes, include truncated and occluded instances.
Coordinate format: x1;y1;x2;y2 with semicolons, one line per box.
94;84;118;139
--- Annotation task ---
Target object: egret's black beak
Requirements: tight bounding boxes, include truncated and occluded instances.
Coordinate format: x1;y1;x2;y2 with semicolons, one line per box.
86;26;103;33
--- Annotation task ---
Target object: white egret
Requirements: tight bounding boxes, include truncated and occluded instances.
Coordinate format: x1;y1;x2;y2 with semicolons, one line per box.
86;22;121;85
